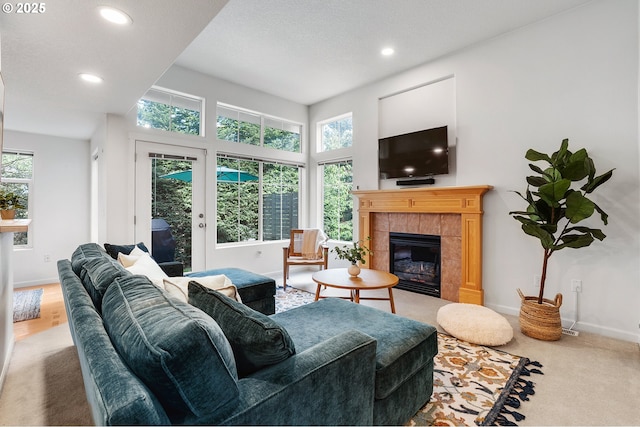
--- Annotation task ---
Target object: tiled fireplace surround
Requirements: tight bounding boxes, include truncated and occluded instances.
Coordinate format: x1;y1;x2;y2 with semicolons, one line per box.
371;212;461;301
353;186;492;305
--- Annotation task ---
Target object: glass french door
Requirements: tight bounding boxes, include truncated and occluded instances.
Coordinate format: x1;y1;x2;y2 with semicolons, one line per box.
135;141;206;272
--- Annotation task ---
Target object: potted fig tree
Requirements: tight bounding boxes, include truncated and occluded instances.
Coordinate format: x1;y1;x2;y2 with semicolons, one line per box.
509;139;613;340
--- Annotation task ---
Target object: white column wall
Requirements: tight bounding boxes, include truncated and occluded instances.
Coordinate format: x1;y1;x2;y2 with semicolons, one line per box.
6;130;90;287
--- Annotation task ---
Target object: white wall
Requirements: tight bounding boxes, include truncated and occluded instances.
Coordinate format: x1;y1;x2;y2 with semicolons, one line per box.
5;130;91;287
310;0;640;342
378;76;457;189
98;66;310;274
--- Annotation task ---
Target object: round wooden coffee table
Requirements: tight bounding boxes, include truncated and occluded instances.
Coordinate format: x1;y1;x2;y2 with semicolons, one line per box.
311;268;399;313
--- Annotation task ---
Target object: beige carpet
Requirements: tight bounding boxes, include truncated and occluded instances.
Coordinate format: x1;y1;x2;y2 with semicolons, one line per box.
0;324;92;426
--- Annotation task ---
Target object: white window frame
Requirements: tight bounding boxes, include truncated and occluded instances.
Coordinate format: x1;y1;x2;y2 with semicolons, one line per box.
137;86;205;136
319;158;353;242
1;150;34;247
216;103;303;153
317;112;353;153
215;153;303;245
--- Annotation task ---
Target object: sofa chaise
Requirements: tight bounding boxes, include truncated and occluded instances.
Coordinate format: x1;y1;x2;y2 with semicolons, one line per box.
58;243;438;425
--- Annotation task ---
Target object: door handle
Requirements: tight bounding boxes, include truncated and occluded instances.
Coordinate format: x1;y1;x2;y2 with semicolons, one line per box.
199;223;205;228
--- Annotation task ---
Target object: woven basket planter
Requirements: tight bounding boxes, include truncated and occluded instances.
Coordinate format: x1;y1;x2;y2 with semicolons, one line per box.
517;289;563;341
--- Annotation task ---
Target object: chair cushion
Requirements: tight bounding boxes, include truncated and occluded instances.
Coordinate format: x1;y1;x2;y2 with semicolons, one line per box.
272;298;438;400
437;303;513;346
101;275;239;424
103;242;150;259
188;281;295;377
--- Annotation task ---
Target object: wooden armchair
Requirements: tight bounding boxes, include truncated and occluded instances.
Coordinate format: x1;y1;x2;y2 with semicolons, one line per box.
283;229;329;289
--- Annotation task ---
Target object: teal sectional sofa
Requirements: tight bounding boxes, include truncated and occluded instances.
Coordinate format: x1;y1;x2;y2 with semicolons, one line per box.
58;243;437;425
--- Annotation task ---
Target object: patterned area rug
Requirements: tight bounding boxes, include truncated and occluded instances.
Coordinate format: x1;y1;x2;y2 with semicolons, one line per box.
275;286;543;426
13;288;44;323
275;285;316;313
411;334;543;426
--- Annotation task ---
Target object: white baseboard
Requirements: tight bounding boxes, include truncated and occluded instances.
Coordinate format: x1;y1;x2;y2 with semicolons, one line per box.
486;303;639;344
13;277;59;289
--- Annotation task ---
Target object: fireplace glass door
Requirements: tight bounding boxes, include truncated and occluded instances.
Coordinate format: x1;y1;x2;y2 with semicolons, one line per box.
389;232;441;297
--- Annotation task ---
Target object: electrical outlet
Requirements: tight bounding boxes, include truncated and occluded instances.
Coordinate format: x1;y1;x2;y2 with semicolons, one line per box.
562;327;580;336
43;254;51;262
571;279;582;293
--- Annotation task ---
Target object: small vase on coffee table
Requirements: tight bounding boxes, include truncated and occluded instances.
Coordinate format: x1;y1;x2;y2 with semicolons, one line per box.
348;263;360;277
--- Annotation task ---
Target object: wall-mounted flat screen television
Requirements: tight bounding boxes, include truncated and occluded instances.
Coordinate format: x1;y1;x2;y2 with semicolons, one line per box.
378;125;449;179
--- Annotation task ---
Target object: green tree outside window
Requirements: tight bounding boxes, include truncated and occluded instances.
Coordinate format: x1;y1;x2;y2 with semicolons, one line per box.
323;161;353;241
1;151;33;246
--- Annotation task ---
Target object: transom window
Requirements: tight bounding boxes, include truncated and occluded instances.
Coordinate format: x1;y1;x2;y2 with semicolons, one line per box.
216;155;301;244
217;104;301;153
137;86;204;136
1;151;33;246
319;113;352;152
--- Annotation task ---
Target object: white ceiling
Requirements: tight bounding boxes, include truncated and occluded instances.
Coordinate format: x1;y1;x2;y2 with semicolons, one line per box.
1;0;590;140
176;0;590;105
0;0;228;139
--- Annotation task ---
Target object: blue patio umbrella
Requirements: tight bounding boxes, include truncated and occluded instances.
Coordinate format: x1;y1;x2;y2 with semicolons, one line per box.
160;166;258;183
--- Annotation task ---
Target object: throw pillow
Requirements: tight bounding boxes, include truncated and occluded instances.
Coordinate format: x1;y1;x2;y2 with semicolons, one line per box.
104;242;150;260
101;276;239;424
70;243;107;276
117;246;147;268
163;275;242;304
188;281;295;377
124;252;168;287
80;256;128;312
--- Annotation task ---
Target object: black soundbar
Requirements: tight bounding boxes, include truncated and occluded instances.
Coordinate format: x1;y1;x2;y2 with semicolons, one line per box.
396;178;435;186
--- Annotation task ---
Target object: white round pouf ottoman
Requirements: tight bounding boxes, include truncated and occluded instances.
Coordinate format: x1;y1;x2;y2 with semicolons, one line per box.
437;303;513;346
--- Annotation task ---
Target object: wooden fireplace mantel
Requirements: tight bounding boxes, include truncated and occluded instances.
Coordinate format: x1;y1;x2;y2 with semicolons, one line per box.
353;186;492;305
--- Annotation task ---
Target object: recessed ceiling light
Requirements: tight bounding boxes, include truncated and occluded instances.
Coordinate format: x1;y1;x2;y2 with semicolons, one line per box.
98;6;133;25
79;73;104;84
381;47;395;56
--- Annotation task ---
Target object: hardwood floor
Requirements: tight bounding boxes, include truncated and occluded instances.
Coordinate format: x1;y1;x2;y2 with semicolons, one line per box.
13;283;66;341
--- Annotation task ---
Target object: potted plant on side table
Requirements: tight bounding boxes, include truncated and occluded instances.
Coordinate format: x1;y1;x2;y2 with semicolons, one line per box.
509;139;614;341
332;238;372;277
0;188;26;220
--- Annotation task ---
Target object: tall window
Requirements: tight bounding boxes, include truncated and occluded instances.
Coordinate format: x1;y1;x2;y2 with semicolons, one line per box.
137;87;204;136
262;163;299;240
319;113;352;152
318;113;354;240
216;157;259;243
216;156;300;244
322;160;353;241
1;151;33;246
217;104;301;153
